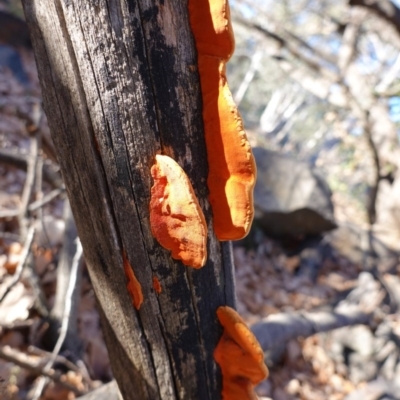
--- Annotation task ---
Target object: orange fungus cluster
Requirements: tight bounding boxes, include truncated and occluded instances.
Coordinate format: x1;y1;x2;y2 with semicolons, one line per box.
214;306;269;400
189;0;256;241
149;154;208;269
122;251;143;310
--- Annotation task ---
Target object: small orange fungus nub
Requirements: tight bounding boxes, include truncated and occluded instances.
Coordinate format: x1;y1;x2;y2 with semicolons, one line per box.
149;154;208;269
188;0;256;241
122;251;143;310
153;276;162;294
214;306;268;400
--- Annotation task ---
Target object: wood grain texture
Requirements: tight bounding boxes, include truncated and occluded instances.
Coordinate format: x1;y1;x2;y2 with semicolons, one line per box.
21;0;236;399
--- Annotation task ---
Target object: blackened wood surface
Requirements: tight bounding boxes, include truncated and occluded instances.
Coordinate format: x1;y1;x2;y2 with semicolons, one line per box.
21;1;236;399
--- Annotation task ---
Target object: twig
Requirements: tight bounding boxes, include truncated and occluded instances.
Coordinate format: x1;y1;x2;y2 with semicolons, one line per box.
0;231;20;241
348;0;400;38
31;240;83;400
0;345;85;396
234;49;262;106
0;209;19;218
28;346;80;372
0;225;35;303
354;109;381;226
76;381;121;400
50;201;82;354
0;320;34;330
27;346;94;387
18;135;39;238
251;306;371;354
0;148;62;189
28;187;65;212
0;186;64;218
33;138;47;242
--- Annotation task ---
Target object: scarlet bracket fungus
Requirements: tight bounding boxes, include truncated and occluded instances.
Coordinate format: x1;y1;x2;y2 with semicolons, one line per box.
189;0;256;241
198;55;255;240
149;154;207;268
214;306;268;400
122;251;143;310
188;0;235;60
152;276;162;294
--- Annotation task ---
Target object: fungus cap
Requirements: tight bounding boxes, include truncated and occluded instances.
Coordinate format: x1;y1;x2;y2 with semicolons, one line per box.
150;154;208;268
198;55;256;240
214;306;268;399
188;0;235;60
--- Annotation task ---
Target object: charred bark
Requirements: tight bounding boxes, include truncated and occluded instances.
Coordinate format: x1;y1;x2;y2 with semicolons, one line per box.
21;1;235;399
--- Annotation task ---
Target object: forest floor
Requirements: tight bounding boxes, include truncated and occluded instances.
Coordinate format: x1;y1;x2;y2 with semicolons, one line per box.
1;33;400;400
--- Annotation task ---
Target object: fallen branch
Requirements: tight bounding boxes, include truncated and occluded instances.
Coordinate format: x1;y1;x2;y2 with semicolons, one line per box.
0;149;62;189
0;345;86;396
0;187;65;219
18;135;39;237
45;201;83;358
251;306;371;353
0;225;35;303
31;239;83;400
76;381;121;400
28;187;65;212
27;346;93;388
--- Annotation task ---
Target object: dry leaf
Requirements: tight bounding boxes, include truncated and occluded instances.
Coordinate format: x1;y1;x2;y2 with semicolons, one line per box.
0;282;34;325
4;242;23;274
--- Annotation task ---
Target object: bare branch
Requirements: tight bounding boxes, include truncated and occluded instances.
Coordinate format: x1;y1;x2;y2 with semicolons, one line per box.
0;149;62;189
0;226;35;303
338;10;364;73
27;346;84;375
234;50;262;106
18;136;39;237
363;113;381;225
349;0;400;37
31;240;83;400
376;53;400;93
252;307;371;354
76;381;121;400
260;85;306;136
0;345;86;396
28;188;65;212
232;14;340;83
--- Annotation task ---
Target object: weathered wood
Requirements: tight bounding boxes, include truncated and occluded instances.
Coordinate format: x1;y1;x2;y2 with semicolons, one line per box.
76;380;121;400
21;1;235;399
252;307;371;354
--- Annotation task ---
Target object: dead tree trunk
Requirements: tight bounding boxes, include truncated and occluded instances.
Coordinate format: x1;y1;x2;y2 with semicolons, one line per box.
21;1;236;399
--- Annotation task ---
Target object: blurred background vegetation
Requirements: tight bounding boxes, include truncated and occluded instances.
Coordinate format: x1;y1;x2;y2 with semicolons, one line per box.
226;0;400;231
1;0;400;399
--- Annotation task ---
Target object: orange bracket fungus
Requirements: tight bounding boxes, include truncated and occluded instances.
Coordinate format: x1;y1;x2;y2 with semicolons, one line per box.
122;251;143;310
149;154;207;268
189;0;256;241
214;306;268;400
188;0;235;60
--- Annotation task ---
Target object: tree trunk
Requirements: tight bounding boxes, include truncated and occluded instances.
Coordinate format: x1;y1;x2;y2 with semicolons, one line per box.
21;1;236;399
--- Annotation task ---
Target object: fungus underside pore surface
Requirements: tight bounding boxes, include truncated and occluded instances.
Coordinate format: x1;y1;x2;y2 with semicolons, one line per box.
188;0;256;241
214;306;269;400
122;251;143;310
149;154;207;269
